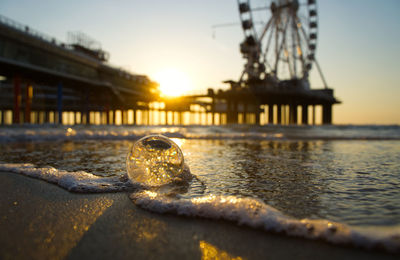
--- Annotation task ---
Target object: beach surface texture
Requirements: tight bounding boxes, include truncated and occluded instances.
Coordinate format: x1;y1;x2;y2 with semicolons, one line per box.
0;171;397;260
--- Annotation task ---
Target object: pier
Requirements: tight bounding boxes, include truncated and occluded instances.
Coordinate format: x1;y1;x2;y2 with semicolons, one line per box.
0;14;158;125
0;9;339;126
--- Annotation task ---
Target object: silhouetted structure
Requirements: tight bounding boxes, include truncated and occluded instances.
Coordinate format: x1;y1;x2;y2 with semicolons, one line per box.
212;0;340;124
0;15;158;124
0;1;340;126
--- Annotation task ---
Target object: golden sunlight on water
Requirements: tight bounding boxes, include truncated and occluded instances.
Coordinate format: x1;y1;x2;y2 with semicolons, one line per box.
199;240;243;260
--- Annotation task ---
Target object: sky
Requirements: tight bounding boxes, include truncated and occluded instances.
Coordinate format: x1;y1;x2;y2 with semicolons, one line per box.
1;0;399;124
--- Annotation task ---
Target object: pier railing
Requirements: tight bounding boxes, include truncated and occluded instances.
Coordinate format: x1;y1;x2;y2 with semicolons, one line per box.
0;14;65;48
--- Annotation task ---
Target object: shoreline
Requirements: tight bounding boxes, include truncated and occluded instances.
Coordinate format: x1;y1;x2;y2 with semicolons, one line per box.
0;171;398;260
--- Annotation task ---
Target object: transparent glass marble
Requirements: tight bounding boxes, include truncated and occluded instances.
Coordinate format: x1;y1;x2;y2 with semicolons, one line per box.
126;135;184;186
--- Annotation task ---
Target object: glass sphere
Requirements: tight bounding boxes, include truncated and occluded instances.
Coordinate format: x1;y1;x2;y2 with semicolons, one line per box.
126;135;184;186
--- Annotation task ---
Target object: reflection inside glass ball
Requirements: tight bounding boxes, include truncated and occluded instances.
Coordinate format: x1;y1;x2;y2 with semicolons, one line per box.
126;135;184;186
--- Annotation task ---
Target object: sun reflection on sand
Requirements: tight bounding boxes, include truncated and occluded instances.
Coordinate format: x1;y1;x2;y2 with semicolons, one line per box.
51;198;113;258
199;240;243;260
125;213;166;243
5;196;114;259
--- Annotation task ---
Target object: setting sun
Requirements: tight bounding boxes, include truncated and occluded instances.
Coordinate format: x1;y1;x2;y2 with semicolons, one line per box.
154;68;192;97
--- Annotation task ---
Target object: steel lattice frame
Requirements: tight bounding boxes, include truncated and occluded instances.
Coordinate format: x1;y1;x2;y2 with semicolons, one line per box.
237;0;318;86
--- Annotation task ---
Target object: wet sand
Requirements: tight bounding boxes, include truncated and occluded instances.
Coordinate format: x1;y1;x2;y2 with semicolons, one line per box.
0;171;397;260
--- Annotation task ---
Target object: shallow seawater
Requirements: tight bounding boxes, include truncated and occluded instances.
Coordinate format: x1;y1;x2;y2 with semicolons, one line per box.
0;125;399;228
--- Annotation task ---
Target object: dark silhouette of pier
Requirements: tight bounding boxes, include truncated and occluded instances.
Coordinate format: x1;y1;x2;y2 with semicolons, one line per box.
0;15;158;125
0;13;339;126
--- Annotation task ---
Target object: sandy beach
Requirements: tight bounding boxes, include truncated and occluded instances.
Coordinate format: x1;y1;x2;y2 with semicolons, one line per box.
0;171;397;260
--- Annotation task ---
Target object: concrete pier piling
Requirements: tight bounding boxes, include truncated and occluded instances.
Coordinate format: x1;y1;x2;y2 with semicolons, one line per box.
2;88;339;126
13;76;21;124
57;82;63;125
268;105;273;124
24;84;32;123
322;104;332;124
277;105;282;124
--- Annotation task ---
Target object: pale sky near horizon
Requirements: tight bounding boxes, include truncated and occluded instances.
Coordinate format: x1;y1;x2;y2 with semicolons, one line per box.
1;0;399;125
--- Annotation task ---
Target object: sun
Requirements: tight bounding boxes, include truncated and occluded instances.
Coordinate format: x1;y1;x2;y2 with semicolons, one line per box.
154;68;192;97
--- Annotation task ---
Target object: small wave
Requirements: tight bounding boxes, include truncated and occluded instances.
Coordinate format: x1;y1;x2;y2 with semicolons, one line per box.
1;125;400;143
0;163;135;192
0;128;142;143
131;191;400;253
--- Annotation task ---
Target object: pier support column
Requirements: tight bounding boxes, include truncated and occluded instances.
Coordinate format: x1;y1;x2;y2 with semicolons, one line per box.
243;103;247;124
302;105;308;125
289;105;297;125
3;110;8;124
120;110;124;125
44;111;49;123
105;107;110;125
80;111;85;125
322;104;332;124
312;105;316;125
268;105;273;124
35;111;40;124
87;110;91;125
57;82;63;124
111;110;115;125
179;111;183;125
211;99;215;125
141;110;146;125
73;111;78;125
25;84;33;123
53;111;57;124
123;110;128;125
255;107;260;125
234;101;239;124
87;112;91;124
227;101;232;124
13;76;21;124
227;100;238;124
277;105;282;124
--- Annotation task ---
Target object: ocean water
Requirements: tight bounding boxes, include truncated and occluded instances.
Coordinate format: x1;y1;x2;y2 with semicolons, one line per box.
0;124;400;252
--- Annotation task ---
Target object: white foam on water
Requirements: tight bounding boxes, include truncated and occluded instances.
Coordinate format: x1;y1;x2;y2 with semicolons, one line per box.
1;125;399;143
1;162;400;253
0;127;283;142
0;163;135;192
0;128;142;143
131;190;400;253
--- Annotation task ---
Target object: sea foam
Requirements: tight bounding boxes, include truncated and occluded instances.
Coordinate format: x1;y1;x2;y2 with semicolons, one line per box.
131;190;400;253
0;163;135;192
1;125;399;143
